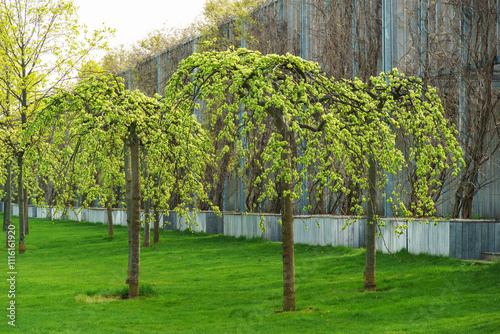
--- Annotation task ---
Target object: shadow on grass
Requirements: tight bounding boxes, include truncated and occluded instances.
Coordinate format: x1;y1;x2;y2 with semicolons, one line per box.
75;283;158;302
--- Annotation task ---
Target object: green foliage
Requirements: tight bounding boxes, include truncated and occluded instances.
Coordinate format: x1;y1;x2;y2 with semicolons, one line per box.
0;0;112;107
165;48;463;225
27;74;215;218
77;59;108;81
0;0;112;212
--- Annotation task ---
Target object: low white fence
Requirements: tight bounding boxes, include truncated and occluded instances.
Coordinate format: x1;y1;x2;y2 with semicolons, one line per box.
1;203;498;260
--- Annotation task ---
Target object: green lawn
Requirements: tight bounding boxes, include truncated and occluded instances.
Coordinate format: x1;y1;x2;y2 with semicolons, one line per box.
1;214;499;333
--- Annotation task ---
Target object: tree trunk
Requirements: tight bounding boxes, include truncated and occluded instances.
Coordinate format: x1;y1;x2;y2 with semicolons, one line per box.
143;202;150;247
153;203;160;245
124;139;132;284
274;116;296;312
17;155;26;254
364;154;377;291
106;194;114;236
4;163;12;248
281;166;296;311
128;124;141;299
142;148;150;248
24;187;29;235
461;175;477;219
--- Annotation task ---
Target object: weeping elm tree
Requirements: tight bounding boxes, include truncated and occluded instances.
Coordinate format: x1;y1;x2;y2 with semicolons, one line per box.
165;48;462;310
26;75;214;298
317;71;464;291
0;0;111;253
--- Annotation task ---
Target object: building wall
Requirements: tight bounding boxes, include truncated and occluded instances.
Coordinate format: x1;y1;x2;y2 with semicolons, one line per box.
120;0;499;218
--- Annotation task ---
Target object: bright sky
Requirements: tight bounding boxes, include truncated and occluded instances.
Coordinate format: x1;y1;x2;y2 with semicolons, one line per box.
73;0;207;49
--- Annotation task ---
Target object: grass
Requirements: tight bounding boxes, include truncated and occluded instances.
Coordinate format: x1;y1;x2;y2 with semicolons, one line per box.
0;213;499;334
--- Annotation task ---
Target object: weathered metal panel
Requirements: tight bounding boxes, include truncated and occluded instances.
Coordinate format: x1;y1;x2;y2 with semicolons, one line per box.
163;211;177;230
268;215;282;242
246;214;261;239
425;222;447;257
456;222;463;258
407;221;419;254
30;206;37;218
466;222;475;260
470;223;481;259
319;217;333;246
206;212;224;235
352;218;360;248
66;209;81;222
191;213;205;233
481;222;490;252
461;222;469;259
440;222;450;257
495;223;500;252
224;213;242;238
449;222;456;257
36;207;47;219
7;201;499;260
80;208;88;222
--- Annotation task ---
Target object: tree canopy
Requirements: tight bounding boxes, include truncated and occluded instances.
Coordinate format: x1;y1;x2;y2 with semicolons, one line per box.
28;74;213;216
164;47;463;309
167;48;462;219
0;0;112;252
25;74;214;298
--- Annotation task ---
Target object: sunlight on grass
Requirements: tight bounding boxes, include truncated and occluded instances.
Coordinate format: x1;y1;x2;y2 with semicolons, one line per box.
74;294;120;303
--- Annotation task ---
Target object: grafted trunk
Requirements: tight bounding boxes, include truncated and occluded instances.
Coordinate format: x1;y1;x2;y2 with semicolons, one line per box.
274;116;296;312
24;187;29;235
364;154;377;291
281;168;296;311
124;139;132;284
106;194;114;236
4;163;12;247
153;203;160;245
143;202;150;247
18;86;28;251
128;124;141;299
142;148;150;248
17;155;26;254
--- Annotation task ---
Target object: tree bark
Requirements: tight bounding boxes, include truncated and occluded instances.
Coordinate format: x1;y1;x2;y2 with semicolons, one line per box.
106;194;114;236
153;203;160;245
24;187;29;235
281;163;296;311
143;202;150;247
4;163;12;248
364;154;377;291
128;124;141;299
17;155;26;254
124;139;132;284
142;148;150;248
274;116;296;312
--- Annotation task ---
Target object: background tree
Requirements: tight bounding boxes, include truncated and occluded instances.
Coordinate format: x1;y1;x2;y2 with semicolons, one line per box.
400;0;499;218
0;0;111;253
195;0;267;51
101;24;187;76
